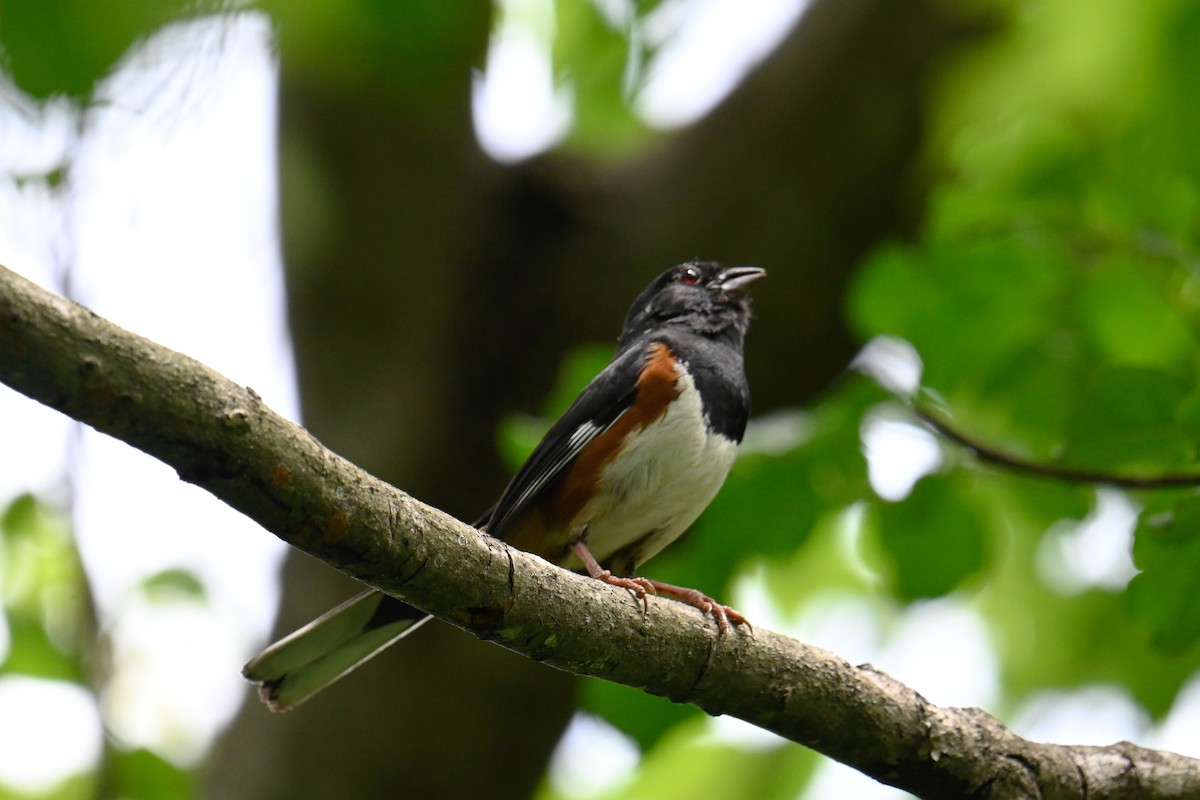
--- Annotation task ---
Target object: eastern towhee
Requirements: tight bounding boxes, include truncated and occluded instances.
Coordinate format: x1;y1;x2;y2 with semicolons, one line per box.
244;261;765;710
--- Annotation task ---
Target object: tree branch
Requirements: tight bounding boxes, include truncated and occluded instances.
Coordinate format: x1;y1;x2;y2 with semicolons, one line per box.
917;407;1200;489
2;261;1197;799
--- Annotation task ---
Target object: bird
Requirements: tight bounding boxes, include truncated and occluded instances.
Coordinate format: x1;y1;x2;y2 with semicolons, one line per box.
243;260;765;711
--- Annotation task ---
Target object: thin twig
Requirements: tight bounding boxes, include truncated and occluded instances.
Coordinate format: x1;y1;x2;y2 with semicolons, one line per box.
916;407;1200;489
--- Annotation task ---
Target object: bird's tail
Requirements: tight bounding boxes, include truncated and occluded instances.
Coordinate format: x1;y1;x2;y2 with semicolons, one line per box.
242;589;432;712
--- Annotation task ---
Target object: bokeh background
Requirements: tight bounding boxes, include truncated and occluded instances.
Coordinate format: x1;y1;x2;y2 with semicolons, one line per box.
2;1;1200;798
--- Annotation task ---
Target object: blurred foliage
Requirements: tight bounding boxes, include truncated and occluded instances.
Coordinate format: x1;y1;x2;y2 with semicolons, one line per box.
138;568;208;605
0;493;94;799
549;0;657;154
847;0;1200;733
0;494;200;800
0;773;95;800
258;0;488;99
1;493;87;681
1129;494;1200;656
571;716;817;800
0;0;205;98
108;748;198;800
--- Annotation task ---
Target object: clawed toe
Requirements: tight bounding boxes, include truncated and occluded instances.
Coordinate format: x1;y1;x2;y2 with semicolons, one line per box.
570;542;749;629
645;580;751;634
599;573;657;613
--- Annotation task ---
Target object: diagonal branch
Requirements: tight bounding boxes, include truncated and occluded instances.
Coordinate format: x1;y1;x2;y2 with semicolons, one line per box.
1;262;1197;799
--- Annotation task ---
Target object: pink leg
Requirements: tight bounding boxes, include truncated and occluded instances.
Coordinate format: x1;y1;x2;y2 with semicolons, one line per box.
572;542;657;613
644;579;750;634
571;542;750;633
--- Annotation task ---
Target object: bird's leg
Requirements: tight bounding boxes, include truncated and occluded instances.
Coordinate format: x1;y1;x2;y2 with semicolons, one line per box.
641;579;751;634
569;537;749;633
571;539;656;614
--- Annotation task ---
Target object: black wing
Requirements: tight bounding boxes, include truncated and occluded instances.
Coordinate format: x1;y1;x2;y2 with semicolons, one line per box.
483;342;647;539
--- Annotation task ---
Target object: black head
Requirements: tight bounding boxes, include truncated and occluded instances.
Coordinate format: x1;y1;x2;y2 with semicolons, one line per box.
617;261;766;350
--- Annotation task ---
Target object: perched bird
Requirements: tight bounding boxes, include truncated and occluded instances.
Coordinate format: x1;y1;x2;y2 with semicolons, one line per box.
244;261;765;711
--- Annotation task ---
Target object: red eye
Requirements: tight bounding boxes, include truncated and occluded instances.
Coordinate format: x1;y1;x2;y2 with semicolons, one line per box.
679;266;702;285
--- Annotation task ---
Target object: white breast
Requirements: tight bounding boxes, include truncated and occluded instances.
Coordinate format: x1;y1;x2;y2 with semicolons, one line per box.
565;364;739;571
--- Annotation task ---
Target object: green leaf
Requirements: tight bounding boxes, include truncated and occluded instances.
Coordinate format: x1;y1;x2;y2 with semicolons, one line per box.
1075;255;1196;369
1128;494;1200;654
597;717;813;800
864;474;989;601
262;0;490;98
553;0;648;155
109;747;195;800
1064;365;1192;471
973;343;1087;457
851;235;1067;392
579;678;695;751
1172;386;1200;454
0;494;88;672
0;769;96;800
0;0;200;99
1;616;82;680
139;569;208;604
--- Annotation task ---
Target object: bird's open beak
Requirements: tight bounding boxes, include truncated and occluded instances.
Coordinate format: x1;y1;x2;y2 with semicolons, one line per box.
715;266;767;292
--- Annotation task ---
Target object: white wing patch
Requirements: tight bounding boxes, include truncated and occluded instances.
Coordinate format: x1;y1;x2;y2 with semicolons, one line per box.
489;419;605;534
